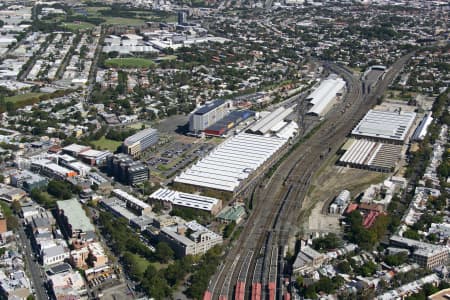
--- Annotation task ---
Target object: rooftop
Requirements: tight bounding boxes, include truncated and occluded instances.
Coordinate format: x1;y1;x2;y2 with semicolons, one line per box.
56;199;95;233
150;188;220;212
124;128;158;146
194;99;226;115
352;109;416;142
174;133;287;192
62;144;90;154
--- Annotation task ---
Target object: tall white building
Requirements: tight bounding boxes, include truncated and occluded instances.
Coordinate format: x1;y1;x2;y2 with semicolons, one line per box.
189;100;230;134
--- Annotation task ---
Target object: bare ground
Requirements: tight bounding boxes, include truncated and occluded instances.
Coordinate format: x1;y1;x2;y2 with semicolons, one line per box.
296;155;387;239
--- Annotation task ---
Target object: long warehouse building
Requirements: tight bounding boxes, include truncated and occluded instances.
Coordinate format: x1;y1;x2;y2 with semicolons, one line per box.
339;139;402;172
351;109;416;144
306;75;346;117
412;113;433;141
246;106;295;136
174;133;287;194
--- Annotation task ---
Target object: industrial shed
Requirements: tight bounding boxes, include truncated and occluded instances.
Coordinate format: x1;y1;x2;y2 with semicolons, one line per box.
174;133;287;193
204;110;254;137
351;109;416;144
412;113;433;141
306;76;346;117
150;188;222;215
246;106;294;136
338;139;403;172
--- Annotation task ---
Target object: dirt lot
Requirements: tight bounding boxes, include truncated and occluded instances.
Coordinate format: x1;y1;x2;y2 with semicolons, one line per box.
297;155;387;238
99;282;134;300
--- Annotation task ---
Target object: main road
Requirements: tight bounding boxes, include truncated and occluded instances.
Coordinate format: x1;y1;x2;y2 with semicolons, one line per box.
207;53;413;300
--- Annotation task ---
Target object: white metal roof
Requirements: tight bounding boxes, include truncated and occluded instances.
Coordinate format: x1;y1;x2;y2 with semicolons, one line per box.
307;76;345;116
124;128;157;146
339;139;402;170
113;189;150;210
150;188;220;212
174;133;287;192
247;106;294;135
352;110;416;142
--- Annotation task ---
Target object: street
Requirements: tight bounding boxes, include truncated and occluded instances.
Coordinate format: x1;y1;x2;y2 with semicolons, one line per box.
18;223;49;300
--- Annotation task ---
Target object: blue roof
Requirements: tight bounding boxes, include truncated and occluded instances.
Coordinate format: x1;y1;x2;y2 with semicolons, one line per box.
205;110;255;131
194;99;226;115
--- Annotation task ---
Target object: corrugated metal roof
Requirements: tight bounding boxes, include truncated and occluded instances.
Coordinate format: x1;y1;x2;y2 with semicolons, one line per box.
174;133;287;192
352;110;416;142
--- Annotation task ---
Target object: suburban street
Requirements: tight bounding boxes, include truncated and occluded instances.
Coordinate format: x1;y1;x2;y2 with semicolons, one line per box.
18;223;49;300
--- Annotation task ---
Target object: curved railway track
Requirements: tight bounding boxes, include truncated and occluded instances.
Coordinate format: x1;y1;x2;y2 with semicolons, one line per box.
209;53;413;300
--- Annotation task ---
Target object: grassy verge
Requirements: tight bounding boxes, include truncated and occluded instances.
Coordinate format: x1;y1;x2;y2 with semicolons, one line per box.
5;92;45;103
91;136;122;151
105;58;155;69
102;17;146;25
61;22;95;31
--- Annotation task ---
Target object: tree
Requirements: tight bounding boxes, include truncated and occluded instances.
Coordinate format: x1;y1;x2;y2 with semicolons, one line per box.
385;252;408;266
403;229;421;240
312;233;343;251
355;261;377;277
121;252;144;281
336;260;352;274
47;180;72;199
223;221;236;239
155;242;174;263
142;265;171;299
296;275;304;287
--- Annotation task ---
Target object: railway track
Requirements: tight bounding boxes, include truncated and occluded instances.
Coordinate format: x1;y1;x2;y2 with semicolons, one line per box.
208;53;413;300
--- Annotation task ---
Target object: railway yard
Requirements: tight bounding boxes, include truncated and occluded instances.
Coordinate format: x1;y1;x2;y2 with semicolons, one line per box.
206;53;414;300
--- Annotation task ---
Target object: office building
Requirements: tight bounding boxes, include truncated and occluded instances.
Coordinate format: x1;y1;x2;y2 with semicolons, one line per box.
123;128;159;158
292;245;327;275
189;100;230;134
107;153;150;185
62;144;91;157
10;170;48;193
390;235;449;269
112;189;152;216
56;199;95;239
159;220;223;257
178;10;187;25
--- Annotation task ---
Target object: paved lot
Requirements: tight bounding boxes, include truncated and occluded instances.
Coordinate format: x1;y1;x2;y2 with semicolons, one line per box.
154;114;189;135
